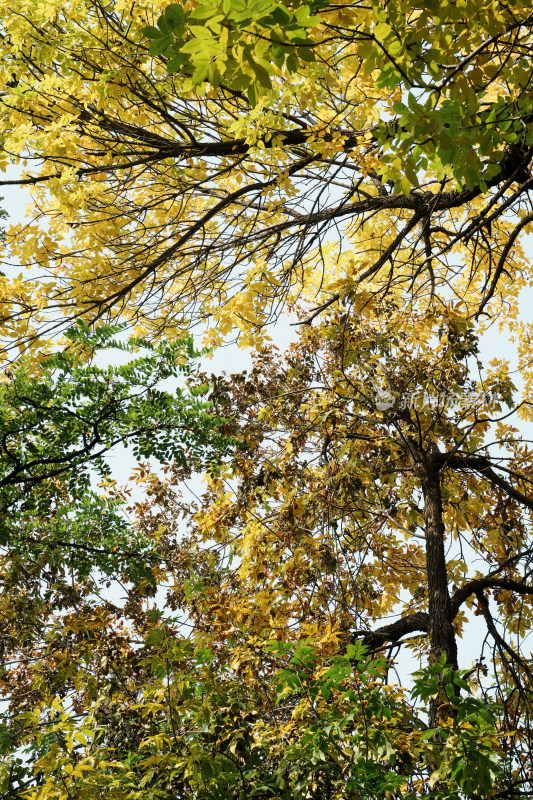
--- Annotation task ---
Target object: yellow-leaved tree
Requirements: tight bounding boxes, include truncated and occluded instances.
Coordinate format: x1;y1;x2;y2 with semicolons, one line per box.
1;0;533;351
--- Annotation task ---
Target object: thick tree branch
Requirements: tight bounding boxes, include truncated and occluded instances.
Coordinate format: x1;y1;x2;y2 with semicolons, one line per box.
356;611;429;652
435;452;533;510
451;577;533;617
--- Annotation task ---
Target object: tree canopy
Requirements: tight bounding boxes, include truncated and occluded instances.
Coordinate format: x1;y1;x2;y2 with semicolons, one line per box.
4;301;533;798
2;0;533;797
2;0;533;349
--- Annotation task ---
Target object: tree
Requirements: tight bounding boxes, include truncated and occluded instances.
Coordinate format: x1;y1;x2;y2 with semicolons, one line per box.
1;0;533;350
183;297;533;791
4;297;533;799
0;321;230;512
0;322;232;796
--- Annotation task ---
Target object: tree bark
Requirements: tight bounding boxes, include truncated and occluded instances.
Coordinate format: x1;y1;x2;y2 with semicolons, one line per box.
421;470;459;729
422;472;458;672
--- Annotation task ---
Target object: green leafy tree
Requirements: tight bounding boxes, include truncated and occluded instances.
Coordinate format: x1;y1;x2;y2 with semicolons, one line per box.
0;321;229;496
0;322;233;797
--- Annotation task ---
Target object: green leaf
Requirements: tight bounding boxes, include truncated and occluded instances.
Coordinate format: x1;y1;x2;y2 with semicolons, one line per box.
141;26;162;39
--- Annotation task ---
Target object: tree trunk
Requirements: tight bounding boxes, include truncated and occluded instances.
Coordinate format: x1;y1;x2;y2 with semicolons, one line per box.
422;471;458;726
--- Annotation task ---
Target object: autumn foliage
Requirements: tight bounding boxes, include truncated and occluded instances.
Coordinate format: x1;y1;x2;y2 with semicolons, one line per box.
1;0;533;796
